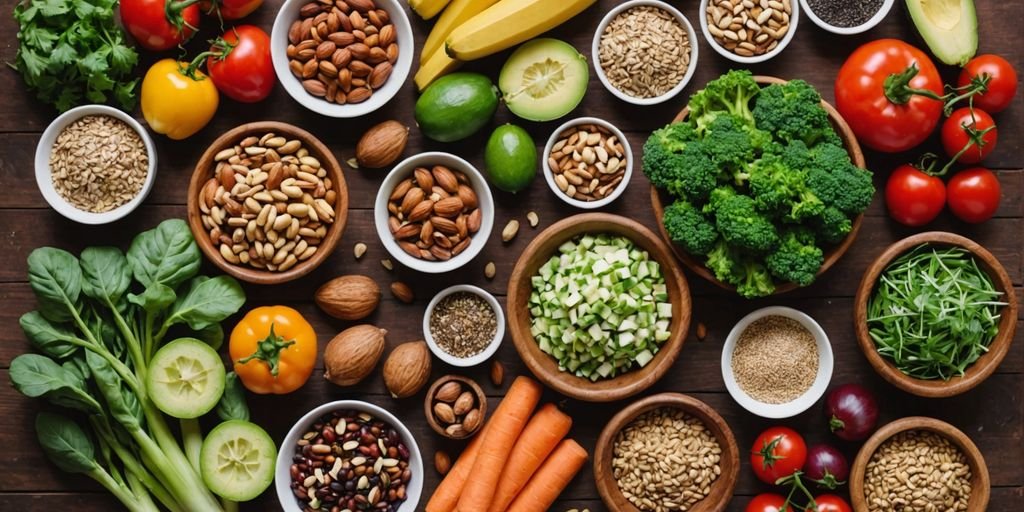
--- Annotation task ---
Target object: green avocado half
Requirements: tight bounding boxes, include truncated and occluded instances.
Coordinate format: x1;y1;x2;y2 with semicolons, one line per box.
905;0;978;66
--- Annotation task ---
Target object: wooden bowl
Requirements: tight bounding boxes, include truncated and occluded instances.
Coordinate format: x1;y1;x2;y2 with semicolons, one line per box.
853;232;1017;397
594;393;740;512
187;122;348;284
423;375;487;440
650;75;865;295
507;213;691;402
849;416;990;512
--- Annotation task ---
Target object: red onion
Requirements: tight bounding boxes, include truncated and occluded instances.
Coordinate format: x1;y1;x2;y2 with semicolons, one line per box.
805;444;849;489
825;383;878;441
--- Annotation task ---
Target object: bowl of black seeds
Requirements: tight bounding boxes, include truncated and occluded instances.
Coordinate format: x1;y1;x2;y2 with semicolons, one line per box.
801;0;893;34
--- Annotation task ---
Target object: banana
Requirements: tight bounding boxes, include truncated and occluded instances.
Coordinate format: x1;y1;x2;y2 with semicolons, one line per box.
414;47;462;91
445;0;597;61
420;0;499;61
408;0;451;20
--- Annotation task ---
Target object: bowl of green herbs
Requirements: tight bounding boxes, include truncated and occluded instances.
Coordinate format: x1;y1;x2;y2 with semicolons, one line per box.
854;232;1017;398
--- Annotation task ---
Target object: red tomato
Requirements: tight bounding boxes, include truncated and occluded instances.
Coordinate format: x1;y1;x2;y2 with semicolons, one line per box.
812;494;852;512
835;39;944;153
120;0;200;51
200;0;263;20
958;54;1019;113
947;168;1001;223
941;108;997;164
747;493;791;512
751;427;807;485
885;164;946;227
206;26;275;102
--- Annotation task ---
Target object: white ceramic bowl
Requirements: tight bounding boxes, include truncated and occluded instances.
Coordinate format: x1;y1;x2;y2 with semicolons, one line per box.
721;306;833;418
541;117;633;209
699;0;799;64
800;0;893;35
423;284;505;367
270;0;414;118
275;400;423;512
374;152;494;273
34;104;157;224
592;0;699;105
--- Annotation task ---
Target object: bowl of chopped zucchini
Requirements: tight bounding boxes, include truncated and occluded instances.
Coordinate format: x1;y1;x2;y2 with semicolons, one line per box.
507;212;691;402
853;231;1017;398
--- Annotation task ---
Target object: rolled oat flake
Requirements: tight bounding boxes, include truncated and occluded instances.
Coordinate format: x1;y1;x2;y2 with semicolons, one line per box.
806;0;884;28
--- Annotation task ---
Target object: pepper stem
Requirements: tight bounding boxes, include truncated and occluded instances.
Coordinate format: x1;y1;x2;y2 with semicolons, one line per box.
883;64;945;105
235;324;295;377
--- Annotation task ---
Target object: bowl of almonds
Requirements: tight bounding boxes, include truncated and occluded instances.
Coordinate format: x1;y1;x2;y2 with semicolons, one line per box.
542;117;633;209
374;152;494;273
187;121;349;284
699;0;799;64
271;0;413;117
423;375;488;440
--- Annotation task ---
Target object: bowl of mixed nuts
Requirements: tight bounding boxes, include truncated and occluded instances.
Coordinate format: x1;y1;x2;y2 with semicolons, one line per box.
187;121;348;284
699;0;799;64
542;117;633;209
271;0;414;117
275;400;424;511
374;152;494;273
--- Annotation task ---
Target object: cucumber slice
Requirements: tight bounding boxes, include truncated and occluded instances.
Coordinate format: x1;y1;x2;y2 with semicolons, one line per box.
200;420;276;502
147;337;225;419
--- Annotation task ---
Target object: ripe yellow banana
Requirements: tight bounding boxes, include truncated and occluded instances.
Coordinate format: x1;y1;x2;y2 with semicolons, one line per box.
445;0;597;61
420;0;499;61
408;0;451;20
414;47;462;91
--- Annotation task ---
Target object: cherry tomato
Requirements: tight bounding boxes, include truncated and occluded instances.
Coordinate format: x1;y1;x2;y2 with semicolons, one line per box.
947;168;1001;223
835;39;944;153
747;493;791;512
885;164;946;227
941;108;997;164
206;26;275;102
812;495;852;512
120;0;199;51
751;427;807;485
958;54;1019;113
200;0;263;20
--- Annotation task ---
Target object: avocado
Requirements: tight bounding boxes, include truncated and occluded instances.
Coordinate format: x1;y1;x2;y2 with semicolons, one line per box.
905;0;978;66
415;72;499;143
484;124;537;193
499;38;588;122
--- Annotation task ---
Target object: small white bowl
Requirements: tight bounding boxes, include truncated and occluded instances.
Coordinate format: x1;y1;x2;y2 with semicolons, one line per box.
542;117;633;210
270;0;414;118
35;104;157;224
592;0;699;105
423;284;505;367
699;0;799;64
721;306;833;419
275;400;423;511
374;152;494;273
800;0;893;35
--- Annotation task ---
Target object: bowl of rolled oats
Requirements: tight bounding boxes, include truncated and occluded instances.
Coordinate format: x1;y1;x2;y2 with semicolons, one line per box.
34;104;157;224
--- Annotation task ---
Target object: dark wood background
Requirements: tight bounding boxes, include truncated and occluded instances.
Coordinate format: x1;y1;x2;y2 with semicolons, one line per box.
1;0;1021;510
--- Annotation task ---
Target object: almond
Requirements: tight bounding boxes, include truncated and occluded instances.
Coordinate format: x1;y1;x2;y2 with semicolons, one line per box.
430;245;452;261
315;40;336;60
435;451;451;475
433;402;456;424
347;87;372;103
408;199;434;223
433;197;464;218
390;281;414;303
318;60;338;78
431;185;450;199
432;232;452;249
419;221;434;243
386;42;399;64
288;20;303;44
453;391;475;416
379;24;396;47
400;186;424;214
467;208;482;233
452;237;471;256
331;48;352;68
430;216;458;235
348;42;370;60
462;408;482;432
367;47;389;65
355;120;408;168
389;178;412;201
435;381;462;402
398;241;419;258
393;222;420;240
315;275;380;320
347;0;374;13
455;215;468;238
413;167;434;189
445;424;468;438
302;79;326;97
456;185;477;210
433;165;459;193
327;31;355;46
490;360;504;387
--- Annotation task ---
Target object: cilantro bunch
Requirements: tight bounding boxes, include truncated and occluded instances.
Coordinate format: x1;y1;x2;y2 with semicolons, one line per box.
14;0;139;111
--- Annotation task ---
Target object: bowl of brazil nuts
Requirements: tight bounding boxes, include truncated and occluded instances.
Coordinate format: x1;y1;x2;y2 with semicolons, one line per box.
699;0;799;64
542;117;633;209
271;0;414;117
275;400;424;511
594;393;740;512
187;121;349;284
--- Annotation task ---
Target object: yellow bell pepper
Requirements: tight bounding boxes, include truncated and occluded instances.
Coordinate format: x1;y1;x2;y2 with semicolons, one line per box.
141;59;219;140
230;306;317;394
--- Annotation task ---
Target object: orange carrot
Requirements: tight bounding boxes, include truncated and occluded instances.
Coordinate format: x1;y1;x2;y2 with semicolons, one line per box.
486;403;573;512
456;376;543;512
425;419;492;512
506;439;589;512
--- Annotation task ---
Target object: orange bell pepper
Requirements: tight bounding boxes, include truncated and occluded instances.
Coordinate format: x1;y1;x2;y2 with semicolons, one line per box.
230;306;316;394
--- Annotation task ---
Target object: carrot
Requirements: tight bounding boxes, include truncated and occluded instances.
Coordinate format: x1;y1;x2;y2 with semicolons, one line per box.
506;439;589;512
425;419;492;512
486;403;573;512
455;376;543;512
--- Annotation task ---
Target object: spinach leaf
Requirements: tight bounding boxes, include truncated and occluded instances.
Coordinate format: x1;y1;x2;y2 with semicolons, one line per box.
126;219;200;290
80;246;131;305
192;323;224;351
86;350;143;430
165;275;245;331
127;283;176;315
62;356;90;389
10;354;101;414
20;311;79;359
27;247;82;323
35;412;98;474
215;372;250;422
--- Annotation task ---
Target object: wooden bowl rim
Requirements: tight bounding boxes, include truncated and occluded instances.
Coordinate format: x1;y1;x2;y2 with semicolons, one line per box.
852;231;1018;398
593;393;740;512
507;212;692;402
422;374;488;440
650;74;866;296
849;416;991;512
186;121;349;285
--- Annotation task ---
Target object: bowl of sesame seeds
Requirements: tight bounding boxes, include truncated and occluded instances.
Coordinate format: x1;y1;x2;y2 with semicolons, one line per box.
801;0;893;35
423;284;505;367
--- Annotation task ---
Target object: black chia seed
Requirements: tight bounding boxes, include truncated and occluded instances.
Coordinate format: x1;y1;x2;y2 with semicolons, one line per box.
806;0;884;28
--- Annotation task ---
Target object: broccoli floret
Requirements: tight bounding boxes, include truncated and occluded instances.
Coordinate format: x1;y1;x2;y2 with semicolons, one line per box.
765;227;824;286
753;80;839;147
688;70;760;132
814;206;853;244
704;240;776;298
747;156;824;222
736;259;776;299
642;123;719;202
705;239;741;284
805;143;876;215
702;114;772;185
703;186;738;215
764;139;813;170
663;200;719;255
715;195;779;252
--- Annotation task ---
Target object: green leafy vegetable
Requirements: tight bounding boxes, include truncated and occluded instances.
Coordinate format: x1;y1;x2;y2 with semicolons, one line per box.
215;372;250;422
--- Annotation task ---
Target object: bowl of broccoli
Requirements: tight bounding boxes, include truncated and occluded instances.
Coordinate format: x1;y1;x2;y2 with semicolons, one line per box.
645;70;874;298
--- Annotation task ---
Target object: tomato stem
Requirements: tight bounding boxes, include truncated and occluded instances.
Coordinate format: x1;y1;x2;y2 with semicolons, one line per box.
776;471;819;511
943;73;991;116
235;324;295;377
164;0;201;39
756;435;787;470
884;64;945;105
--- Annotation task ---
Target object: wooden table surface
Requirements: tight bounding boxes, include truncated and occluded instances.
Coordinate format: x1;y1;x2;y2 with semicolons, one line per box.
1;1;1022;510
